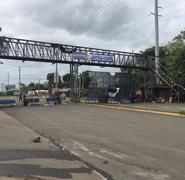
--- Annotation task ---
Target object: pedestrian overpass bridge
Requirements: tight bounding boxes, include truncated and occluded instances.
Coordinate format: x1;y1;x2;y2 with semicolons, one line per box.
1;36;185;102
0;36;154;70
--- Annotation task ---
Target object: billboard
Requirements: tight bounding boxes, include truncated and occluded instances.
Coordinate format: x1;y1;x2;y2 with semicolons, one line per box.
72;52;113;63
91;54;113;63
72;52;86;60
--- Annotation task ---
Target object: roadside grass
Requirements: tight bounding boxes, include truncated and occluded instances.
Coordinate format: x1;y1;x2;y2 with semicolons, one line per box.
179;111;185;116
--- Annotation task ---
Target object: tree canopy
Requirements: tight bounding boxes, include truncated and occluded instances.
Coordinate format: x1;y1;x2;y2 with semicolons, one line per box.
165;30;185;82
47;73;61;88
141;30;185;85
61;73;70;88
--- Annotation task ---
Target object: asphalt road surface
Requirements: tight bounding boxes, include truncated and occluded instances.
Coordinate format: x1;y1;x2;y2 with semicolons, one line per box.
4;104;185;180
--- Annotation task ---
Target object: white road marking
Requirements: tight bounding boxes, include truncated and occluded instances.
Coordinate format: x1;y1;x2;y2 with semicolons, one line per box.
100;149;128;159
60;143;81;157
93;170;108;180
72;140;90;152
60;140;108;179
89;152;107;160
72;110;92;115
71;140;108;160
71;151;81;157
134;172;170;180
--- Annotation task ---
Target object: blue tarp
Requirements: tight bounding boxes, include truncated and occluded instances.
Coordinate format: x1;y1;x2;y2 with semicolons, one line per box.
0;99;16;106
26;98;40;103
46;97;57;102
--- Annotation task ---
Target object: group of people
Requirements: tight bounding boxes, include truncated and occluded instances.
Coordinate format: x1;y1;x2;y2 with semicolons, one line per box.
48;91;67;104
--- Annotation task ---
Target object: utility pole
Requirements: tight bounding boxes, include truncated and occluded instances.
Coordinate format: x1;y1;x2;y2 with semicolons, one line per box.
154;0;160;84
78;74;81;101
1;83;4;93
55;63;58;89
7;72;9;91
19;66;21;95
6;72;10;92
38;79;41;94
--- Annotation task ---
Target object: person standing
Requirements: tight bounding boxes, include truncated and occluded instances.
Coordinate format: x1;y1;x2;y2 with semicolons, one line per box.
61;92;66;103
19;92;22;102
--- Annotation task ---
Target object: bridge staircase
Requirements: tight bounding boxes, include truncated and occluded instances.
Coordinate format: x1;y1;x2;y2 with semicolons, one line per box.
153;63;185;102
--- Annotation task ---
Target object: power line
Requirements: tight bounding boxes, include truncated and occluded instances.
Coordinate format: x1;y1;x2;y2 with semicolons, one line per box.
164;0;183;9
94;13;152;49
80;0;135;48
69;0;135;45
161;0;185;17
163;7;185;17
78;0;156;50
65;0;120;44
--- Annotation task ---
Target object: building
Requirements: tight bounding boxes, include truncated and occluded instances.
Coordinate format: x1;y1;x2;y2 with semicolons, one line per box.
5;85;16;91
81;71;136;102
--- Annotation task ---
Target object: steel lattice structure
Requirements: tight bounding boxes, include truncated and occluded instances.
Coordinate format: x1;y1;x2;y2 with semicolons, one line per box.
0;36;154;69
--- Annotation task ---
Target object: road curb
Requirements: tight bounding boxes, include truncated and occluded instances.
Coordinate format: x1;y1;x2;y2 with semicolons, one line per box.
91;104;185;117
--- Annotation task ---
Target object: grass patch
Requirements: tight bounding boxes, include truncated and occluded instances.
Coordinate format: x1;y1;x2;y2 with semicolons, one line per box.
179;111;185;115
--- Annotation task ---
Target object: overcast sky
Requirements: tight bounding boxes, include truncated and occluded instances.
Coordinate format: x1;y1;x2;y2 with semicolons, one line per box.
0;0;185;86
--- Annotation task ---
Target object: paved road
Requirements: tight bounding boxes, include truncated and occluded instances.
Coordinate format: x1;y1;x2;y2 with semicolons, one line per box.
4;104;185;180
0;110;103;180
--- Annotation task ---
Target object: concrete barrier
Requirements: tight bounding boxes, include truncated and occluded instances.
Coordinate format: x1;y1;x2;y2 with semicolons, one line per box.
108;97;119;104
25;97;40;106
86;96;99;103
46;97;57;105
0;99;16;107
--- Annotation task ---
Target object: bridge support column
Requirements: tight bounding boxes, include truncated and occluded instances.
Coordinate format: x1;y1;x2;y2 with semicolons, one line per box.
70;64;79;102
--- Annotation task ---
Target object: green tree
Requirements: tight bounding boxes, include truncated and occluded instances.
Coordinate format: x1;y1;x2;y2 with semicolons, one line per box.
19;83;28;94
140;46;167;65
62;73;70;87
27;82;37;91
47;73;55;88
47;73;61;89
62;73;70;82
37;83;48;90
139;30;185;86
165;30;185;82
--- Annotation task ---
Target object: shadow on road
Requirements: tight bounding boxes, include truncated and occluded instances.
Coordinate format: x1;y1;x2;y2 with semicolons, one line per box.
0;150;92;179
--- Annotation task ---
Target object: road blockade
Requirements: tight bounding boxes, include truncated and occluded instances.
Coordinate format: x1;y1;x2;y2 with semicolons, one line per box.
0;99;16;107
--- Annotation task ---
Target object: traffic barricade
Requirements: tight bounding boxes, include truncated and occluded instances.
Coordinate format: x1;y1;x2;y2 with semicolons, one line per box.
25;97;40;106
0;99;16;107
46;97;57;105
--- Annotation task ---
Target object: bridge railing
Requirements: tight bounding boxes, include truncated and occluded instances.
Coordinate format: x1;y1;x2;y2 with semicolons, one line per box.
0;36;154;69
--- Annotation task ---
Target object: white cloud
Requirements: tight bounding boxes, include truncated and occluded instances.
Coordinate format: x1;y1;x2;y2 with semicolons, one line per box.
0;0;185;85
